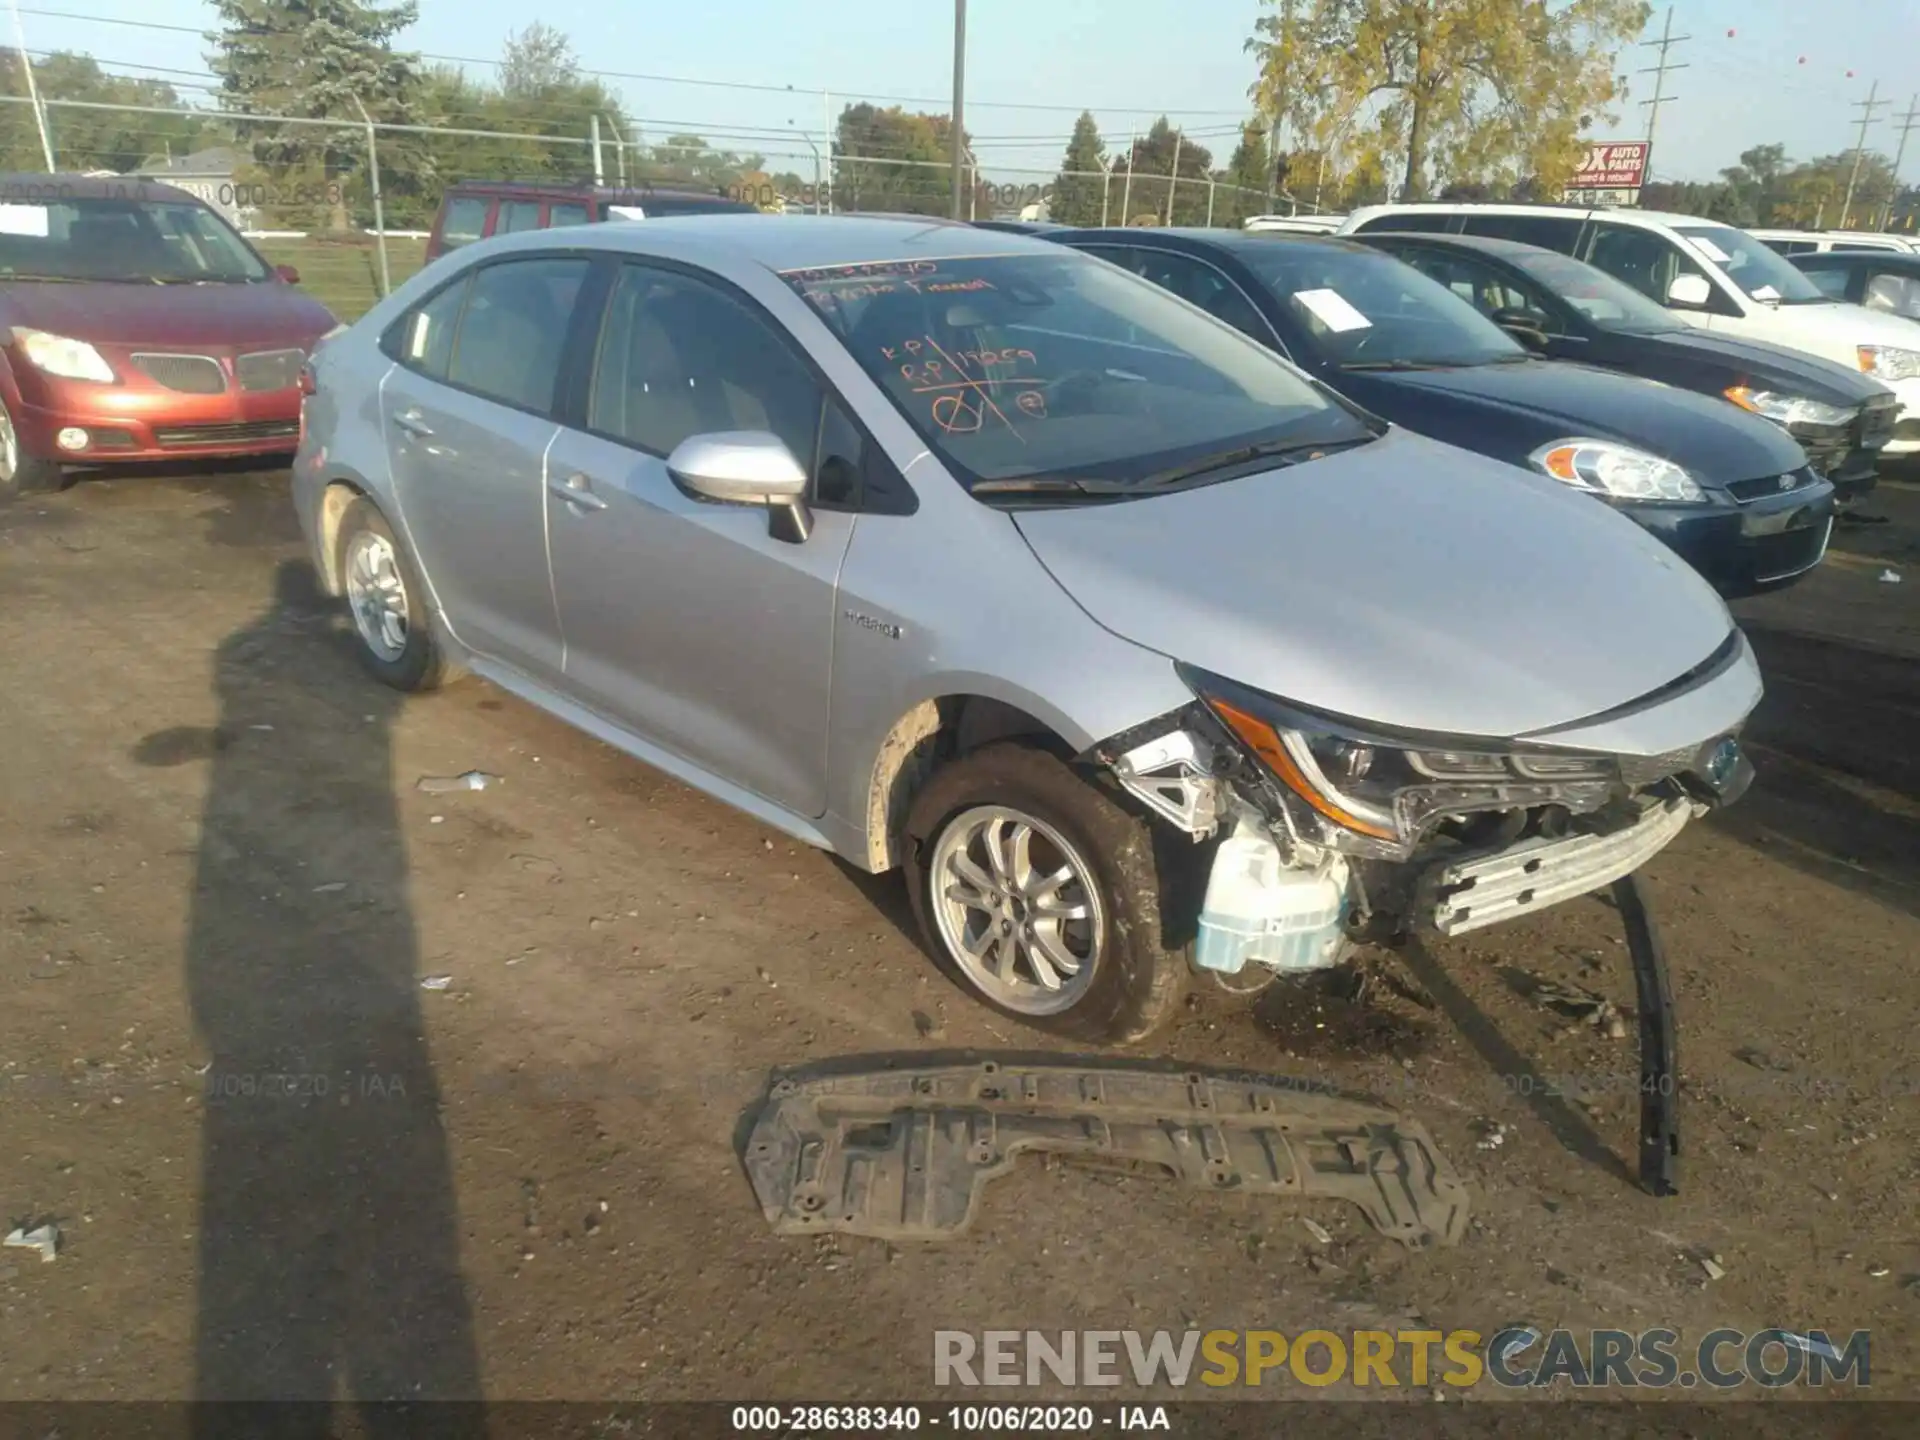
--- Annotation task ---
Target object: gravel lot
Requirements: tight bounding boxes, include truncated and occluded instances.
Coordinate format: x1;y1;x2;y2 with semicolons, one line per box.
1;463;1916;1412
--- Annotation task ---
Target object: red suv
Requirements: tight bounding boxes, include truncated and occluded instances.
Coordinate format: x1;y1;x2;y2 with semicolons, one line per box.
0;173;340;500
423;181;760;264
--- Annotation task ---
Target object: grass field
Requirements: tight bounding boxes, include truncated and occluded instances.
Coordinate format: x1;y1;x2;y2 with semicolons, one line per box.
253;235;429;322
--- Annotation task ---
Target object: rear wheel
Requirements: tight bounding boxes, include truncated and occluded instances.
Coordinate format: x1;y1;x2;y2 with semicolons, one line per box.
0;397;64;502
904;742;1189;1045
335;496;458;692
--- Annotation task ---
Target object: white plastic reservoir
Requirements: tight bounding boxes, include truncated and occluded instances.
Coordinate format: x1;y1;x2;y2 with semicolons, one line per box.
1194;818;1349;975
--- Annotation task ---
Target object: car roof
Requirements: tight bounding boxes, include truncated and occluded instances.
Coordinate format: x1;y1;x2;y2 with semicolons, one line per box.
1349;230;1557;260
0;171;202;204
1345;201;1721;230
447;179;739;201
479;212;1061;273
1792;248;1920;271
1059;226;1374;255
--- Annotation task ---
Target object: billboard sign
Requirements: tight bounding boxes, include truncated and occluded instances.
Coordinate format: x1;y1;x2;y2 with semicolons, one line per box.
1572;141;1650;191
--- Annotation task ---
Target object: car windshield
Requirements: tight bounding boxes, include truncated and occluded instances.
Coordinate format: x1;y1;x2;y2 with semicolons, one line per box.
1673;224;1828;305
0;194;271;284
782;249;1373;493
1505;249;1683;334
1237;243;1528;368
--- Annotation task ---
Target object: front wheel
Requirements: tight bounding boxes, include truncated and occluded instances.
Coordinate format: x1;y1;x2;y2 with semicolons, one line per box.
904;742;1189;1045
0;396;64;503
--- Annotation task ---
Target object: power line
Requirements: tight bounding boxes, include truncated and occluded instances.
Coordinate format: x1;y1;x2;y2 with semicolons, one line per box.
1636;5;1689;178
11;7;1259;118
1840;78;1888;226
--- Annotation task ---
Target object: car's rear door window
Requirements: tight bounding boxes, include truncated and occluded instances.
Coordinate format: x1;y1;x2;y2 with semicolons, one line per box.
445;256;591;413
391;274;471;379
1456;213;1584;253
439;197;488;251
587;263;824;464
496;201;544;235
1351;212;1456;233
548;203;590;229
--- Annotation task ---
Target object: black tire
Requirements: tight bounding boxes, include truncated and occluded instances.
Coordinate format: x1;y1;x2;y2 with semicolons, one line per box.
904;741;1190;1046
334;495;458;692
0;396;64;503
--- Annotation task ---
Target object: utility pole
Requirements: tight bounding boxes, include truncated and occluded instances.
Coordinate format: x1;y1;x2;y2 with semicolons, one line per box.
589;113;604;187
949;0;967;220
1165;129;1183;225
8;0;53;171
1841;79;1888;229
1881;94;1918;231
1636;6;1689;181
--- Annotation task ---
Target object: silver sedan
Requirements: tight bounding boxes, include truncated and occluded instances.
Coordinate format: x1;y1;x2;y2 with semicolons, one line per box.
293;215;1760;1043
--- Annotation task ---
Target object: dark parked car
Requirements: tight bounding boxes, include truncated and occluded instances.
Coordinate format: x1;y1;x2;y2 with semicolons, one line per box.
1356;230;1897;502
424;180;758;263
1054;227;1833;598
0;173;340;501
1788;248;1920;324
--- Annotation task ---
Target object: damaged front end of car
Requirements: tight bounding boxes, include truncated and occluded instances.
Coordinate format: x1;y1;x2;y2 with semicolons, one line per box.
1093;659;1755;973
1089;650;1759;1199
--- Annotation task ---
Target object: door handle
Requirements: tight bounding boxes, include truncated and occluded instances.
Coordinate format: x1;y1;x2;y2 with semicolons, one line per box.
548;472;607;511
391;409;434;438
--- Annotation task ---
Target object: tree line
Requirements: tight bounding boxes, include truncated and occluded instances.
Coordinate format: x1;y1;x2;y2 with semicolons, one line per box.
0;1;1912;236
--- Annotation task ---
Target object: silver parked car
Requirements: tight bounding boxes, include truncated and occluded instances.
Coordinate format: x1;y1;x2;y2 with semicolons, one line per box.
293;216;1762;1044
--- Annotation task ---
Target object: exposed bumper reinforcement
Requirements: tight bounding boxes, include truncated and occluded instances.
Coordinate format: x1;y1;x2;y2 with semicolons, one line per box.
1427;798;1695;936
743;1060;1470;1248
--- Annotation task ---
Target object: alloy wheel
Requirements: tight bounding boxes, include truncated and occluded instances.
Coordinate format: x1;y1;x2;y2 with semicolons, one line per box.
928;805;1106;1015
344;529;410;662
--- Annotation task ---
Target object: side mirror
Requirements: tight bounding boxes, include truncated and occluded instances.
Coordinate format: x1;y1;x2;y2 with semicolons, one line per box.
666;430;813;542
1666;273;1712;310
275;264;301;285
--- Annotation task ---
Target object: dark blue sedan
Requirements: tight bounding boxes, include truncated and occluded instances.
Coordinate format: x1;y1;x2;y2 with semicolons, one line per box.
1053;228;1835;598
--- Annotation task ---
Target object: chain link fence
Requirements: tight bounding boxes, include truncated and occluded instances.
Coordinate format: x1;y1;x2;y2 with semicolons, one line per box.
1;93;1303;320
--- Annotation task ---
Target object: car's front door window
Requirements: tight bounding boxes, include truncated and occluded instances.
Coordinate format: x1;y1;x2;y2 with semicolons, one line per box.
1584;223;1707;305
1396;251;1562;334
1862;270;1920;319
1130;250;1275;344
588;263;824;466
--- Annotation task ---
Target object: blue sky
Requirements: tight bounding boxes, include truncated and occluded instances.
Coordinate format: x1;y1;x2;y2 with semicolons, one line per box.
19;1;1920;186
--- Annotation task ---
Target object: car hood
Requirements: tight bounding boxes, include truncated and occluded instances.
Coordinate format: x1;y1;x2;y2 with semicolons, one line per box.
1756;297;1920;354
1366;358;1806;481
1629;325;1889;405
1011;428;1734;740
0;280;338;348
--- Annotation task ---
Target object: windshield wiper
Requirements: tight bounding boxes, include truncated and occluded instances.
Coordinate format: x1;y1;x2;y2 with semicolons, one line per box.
1128;434;1374;490
970;476;1140;496
1340;358;1450;371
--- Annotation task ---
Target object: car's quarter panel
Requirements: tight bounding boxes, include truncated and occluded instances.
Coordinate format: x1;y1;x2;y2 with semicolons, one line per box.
819;450;1196;867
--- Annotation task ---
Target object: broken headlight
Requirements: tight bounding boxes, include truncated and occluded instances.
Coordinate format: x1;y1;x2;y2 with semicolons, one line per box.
1180;666;1616;861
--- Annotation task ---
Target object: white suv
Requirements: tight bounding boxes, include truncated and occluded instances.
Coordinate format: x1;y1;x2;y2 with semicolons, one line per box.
1339;203;1920;455
1748;229;1919;257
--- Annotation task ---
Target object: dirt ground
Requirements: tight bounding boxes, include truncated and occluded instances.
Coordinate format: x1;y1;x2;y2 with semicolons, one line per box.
1;462;1917;1412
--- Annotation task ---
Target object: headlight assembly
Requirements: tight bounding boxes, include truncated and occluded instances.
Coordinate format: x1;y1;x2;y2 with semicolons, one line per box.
1529;438;1705;503
1181;667;1617;860
1857;345;1920;383
13;328;115;383
1723;385;1855;428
